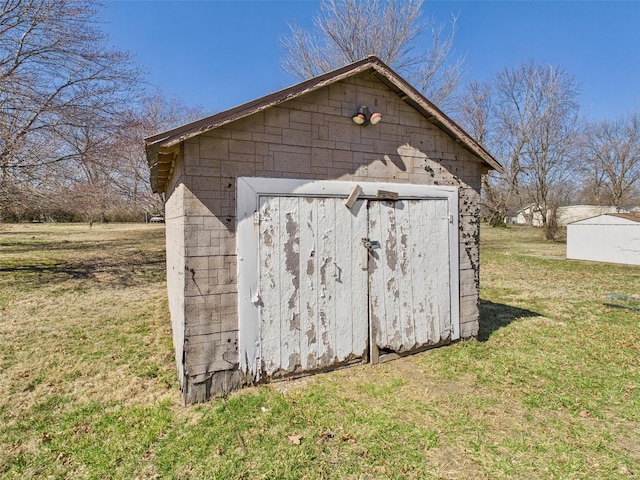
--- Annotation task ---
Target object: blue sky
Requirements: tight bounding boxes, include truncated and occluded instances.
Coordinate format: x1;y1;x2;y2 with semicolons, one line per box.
100;1;640;121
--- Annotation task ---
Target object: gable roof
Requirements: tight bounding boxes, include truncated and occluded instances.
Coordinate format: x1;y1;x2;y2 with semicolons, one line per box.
569;212;640;225
609;213;640;223
145;56;503;193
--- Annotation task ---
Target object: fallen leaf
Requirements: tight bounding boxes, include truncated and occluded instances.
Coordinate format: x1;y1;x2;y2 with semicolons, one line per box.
316;430;335;444
340;433;356;443
288;433;303;445
237;433;248;454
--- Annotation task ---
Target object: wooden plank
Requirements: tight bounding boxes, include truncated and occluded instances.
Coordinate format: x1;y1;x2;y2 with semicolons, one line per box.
278;197;301;373
385;201;404;351
258;196;282;376
344;184;362;209
316;197;336;368
375;200;402;351
298;197;318;371
408;200;430;346
376;190;399;200
396;200;416;351
334;198;368;361
415;199;451;344
333;199;352;361
430;199;452;341
368;201;387;353
350;200;369;360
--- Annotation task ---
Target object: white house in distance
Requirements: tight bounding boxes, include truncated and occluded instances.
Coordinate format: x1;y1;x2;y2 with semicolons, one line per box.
566;213;640;266
512;204;626;227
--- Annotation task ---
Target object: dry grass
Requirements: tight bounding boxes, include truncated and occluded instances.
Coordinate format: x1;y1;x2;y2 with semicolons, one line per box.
0;224;180;479
0;223;639;479
0;224;173;403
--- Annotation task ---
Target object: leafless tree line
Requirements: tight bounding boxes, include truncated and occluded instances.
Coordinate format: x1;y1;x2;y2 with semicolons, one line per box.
456;61;640;239
0;0;202;223
580;111;640;208
3;0;638;233
455;61;581;238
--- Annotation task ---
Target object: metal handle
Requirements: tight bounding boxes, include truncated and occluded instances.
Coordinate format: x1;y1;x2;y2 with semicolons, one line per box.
362;238;380;249
360;238;380;269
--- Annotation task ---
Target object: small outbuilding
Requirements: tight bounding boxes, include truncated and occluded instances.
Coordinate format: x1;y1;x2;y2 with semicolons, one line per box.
145;56;502;403
567;213;640;266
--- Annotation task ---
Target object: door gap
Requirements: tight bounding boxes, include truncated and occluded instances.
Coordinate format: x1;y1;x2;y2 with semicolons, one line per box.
377;347;401;364
365;200;378;364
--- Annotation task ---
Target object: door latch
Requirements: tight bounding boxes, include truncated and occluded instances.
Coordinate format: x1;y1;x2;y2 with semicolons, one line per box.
360;238;380;269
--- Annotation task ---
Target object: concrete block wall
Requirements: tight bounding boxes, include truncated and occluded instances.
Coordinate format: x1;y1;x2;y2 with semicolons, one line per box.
164;152;187;390
168;71;486;402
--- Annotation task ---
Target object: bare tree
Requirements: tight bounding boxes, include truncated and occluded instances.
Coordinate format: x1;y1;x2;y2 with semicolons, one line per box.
455;80;514;226
280;0;464;108
502;62;580;238
456;61;581;238
0;0;141;219
580;111;640;207
42;91;205;223
110;91;205;217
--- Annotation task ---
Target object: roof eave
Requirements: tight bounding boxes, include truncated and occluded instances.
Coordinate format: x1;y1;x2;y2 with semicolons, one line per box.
367;62;504;173
145;57;378;150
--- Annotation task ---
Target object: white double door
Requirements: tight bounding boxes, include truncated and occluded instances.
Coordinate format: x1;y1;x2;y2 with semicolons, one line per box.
257;195;455;378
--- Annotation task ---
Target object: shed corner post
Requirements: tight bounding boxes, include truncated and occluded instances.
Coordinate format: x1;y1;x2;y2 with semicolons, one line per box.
236;177;262;382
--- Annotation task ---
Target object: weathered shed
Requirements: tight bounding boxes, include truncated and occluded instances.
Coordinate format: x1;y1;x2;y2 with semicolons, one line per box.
567;213;640;266
145;56;502;404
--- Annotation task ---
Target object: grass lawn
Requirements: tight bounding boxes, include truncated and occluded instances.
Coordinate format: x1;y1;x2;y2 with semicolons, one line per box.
0;223;638;479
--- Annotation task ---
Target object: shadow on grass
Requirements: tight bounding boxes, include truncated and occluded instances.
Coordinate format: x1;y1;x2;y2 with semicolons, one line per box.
478;299;541;342
603;303;640;313
603;293;640;313
0;250;165;287
0;240;92;252
0;238;151;253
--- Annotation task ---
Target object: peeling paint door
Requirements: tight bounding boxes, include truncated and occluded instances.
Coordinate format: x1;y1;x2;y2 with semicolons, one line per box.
367;199;452;361
257;195;454;378
258;196;369;378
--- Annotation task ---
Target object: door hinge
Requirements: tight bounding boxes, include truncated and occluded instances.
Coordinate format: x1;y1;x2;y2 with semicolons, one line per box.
253;211;260;225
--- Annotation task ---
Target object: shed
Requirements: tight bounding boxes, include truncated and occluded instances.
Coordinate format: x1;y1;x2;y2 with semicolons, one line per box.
145;56;502;404
567;213;640;266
